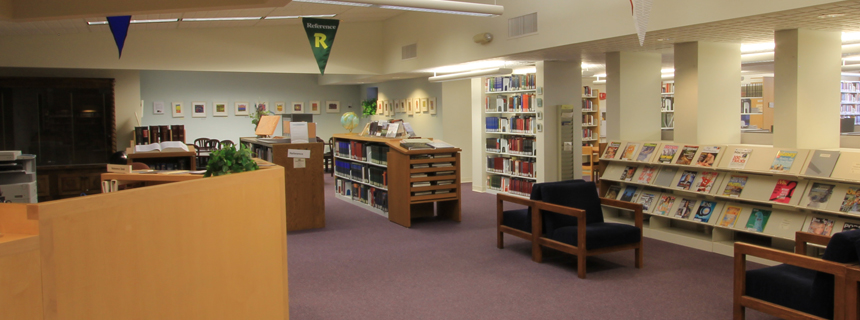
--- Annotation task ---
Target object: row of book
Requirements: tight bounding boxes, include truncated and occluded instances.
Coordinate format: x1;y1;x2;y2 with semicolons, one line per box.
841;104;860;114
740;99;762;113
335;178;388;212
486;74;536;92
486;156;536;178
583;128;597;140
334;160;388;187
661;113;674;128
583;86;595;96
661;97;674;112
842;93;860;103
582;114;597;126
487;175;534;197
740;83;763;97
661;82;675;94
582;99;597;111
485;137;536;155
842;81;860;92
484;116;536;134
484;93;536;113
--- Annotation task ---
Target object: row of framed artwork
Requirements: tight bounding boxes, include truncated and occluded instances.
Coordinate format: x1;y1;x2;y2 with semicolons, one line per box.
154;100;342;118
377;97;436;117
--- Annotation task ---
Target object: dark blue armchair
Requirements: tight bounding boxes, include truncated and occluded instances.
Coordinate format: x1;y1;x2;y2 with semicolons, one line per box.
496;180;583;249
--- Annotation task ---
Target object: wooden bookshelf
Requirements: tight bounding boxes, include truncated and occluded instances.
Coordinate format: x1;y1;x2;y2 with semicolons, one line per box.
241;138;325;231
126;146;197;171
582;86;600;147
598;140;860;265
332;133;462;228
661;81;674;129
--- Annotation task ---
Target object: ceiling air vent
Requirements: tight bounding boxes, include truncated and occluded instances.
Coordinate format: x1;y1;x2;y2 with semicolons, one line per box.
401;43;417;60
508;12;538;38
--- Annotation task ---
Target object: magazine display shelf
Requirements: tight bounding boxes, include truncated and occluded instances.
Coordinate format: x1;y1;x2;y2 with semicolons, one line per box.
598;140;860;265
332;133;462;228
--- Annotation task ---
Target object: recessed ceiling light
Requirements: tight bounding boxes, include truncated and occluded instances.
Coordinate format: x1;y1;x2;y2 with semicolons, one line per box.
182;17;262;22
657;38;672;42
264;14;337;20
818;13;846;18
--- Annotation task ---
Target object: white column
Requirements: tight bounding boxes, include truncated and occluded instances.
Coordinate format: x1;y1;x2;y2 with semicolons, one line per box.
538;60;582;182
442;80;472;183
773;29;842;149
605;51;662;141
673;41;742;145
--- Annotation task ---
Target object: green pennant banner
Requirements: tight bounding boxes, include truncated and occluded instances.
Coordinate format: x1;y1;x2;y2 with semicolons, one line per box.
302;18;340;75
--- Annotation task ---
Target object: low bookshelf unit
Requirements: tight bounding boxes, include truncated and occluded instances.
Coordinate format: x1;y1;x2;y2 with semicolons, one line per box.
332;133;462;228
598;140;860;265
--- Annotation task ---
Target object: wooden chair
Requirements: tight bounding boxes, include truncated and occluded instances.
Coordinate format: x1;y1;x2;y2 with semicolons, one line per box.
734;230;860;320
220;140;235;149
531;181;644;279
847;265;860;320
324;137;334;176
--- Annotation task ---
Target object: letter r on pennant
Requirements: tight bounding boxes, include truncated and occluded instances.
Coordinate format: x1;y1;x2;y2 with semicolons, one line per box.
314;33;328;49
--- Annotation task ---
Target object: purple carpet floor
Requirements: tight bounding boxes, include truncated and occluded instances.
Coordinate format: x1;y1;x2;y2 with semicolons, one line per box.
287;176;780;319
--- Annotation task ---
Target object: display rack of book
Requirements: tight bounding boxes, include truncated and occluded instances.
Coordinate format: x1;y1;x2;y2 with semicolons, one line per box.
483;73;539;199
841;80;860;125
332;133;461;228
661;82;674;129
740;83;765;129
598;140;860;265
240;137;325;231
126;146;196;171
582;86;600;147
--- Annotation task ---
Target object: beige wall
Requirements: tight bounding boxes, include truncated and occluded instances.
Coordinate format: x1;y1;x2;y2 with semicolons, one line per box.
442;80;472;183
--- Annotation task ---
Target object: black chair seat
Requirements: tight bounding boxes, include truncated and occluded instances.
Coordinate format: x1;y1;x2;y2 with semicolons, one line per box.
549;222;641;251
746;264;822;318
502;209;530;233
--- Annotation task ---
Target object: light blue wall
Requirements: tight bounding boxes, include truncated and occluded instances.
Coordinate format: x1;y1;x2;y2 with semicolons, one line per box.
139;71;364;143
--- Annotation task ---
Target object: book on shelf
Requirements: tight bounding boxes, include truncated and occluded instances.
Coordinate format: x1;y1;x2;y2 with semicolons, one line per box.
694;171;718;193
401;138;434;150
620;166;638;181
695;146;720;167
620;143;640;161
807;217;835;236
428;141;457;149
133;141;189;153
435;170;456;176
693;200;718;223
411;173;428;178
619;186;641;202
654;194;676;216
806;183;835;209
844;222;860;232
769;179;798;204
804;150;840;177
719;206;742;228
636;166;657;184
653;166;679;187
436;180;455;185
412;163;431;169
674;198;696;219
840;187;860;214
605;185;622;199
728;148;752;169
770;150;798;172
637;191;659;213
675;145;698;165
722;175;748;197
603;142;621;159
636;143;658;162
658;145;678;163
745;208;772;233
676;170;697;190
412;181;431;187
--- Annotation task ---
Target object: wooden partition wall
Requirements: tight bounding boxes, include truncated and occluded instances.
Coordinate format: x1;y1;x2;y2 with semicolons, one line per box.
0;167;290;320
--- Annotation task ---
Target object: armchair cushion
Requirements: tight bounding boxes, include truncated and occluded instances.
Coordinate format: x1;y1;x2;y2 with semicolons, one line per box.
745;264;819;317
549;223;641;251
500;180;584;233
541;181;604;236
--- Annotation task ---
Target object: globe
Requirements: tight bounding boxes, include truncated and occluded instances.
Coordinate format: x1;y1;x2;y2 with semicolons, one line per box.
341;112;360;133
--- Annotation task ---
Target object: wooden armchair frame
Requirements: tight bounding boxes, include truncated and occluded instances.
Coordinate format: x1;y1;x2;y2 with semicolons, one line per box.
496;193;539;249
847;265;860;320
532;197;644;279
734;231;849;320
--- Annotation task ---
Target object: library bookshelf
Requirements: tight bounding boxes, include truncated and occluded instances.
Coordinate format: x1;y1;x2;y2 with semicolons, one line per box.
482;73;540;199
332;133;462;228
241;137;325;231
661;81;674;129
842;80;860;125
598;140;860;265
582;86;600;147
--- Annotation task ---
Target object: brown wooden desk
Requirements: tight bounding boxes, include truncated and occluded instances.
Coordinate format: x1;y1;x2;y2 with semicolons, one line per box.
101;172;203;186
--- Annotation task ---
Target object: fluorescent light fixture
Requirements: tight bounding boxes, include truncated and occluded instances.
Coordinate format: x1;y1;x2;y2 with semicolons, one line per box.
428;68;513;82
844;32;860;43
842;72;860;77
87;18;179;25
264;14;337;20
182;17;261;22
740;42;775;54
593;74;606;78
661;68;674;74
512;66;536;74
593;80;606;84
661;73;674;79
292;0;503;17
424;60;507;74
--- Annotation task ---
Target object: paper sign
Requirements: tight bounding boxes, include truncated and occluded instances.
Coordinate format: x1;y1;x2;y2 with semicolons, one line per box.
294;158;306;168
290;122;310;143
288;149;311;159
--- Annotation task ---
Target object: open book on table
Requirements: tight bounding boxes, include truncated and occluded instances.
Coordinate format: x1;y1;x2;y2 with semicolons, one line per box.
134;141;189;153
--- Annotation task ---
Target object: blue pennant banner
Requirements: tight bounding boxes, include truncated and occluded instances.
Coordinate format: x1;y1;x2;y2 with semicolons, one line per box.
107;16;131;58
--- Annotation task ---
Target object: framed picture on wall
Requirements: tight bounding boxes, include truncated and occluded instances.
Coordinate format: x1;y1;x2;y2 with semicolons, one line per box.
213;101;228;117
153;101;165;115
389;101;395;116
310;101;322;115
407;99;413;116
398;100;406;113
376;100;384;115
172;102;184;118
192;101;206;118
420;98;429;112
235;102;250;116
429;97;437;115
413;98;421;116
274;102;286;115
320;101;335;113
293;102;304;114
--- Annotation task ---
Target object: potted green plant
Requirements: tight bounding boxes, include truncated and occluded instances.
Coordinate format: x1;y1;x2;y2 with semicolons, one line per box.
204;144;259;177
361;99;377;117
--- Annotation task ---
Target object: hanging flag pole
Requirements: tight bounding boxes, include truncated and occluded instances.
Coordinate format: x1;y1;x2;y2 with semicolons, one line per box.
107;16;131;58
302;18;340;75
